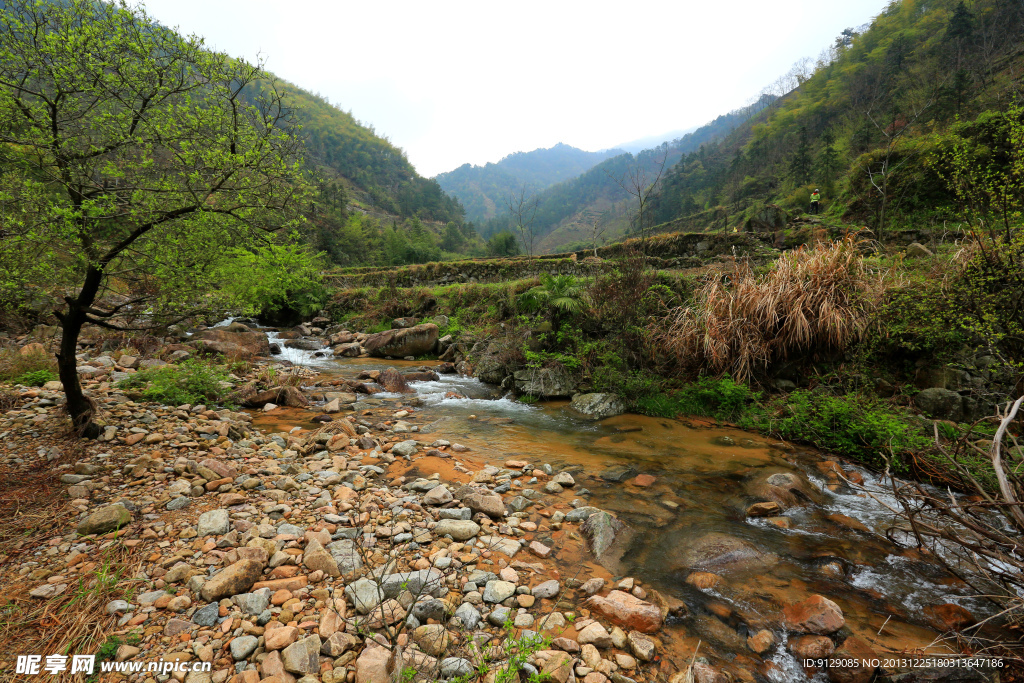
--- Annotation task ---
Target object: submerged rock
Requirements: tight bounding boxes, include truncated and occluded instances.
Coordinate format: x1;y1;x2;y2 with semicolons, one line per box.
672;532;778;575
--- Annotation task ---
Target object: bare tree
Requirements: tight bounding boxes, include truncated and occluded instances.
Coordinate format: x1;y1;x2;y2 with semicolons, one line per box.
862;59;942;239
574;209;605;258
505;185;539;259
609;148;668;255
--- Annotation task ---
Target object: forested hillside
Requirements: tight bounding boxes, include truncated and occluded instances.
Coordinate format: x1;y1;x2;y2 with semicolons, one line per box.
435;143;621;223
478;97;772;252
646;0;1024;235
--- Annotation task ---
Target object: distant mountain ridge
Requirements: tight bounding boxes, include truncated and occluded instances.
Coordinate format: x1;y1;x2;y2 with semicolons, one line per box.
478;97;771;252
435;143;622;223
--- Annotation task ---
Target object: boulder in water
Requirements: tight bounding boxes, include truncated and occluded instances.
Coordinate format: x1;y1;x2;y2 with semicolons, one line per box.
570;393;626;419
376;368;413;394
748;470;821;509
580;510;623;558
513;366;575;398
364;323;439;358
672;532;778;575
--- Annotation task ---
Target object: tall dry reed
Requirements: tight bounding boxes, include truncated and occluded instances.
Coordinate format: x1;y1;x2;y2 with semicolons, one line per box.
650;237;887;382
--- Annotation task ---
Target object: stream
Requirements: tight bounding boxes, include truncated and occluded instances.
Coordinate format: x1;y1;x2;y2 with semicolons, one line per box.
255;329;1004;681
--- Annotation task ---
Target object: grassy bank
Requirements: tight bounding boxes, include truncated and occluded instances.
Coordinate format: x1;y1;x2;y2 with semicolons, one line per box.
323;228;1022;491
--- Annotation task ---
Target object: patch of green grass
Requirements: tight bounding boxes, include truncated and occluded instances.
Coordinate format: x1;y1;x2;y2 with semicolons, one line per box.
12;368;58;386
629;375;763;423
750;390;930;472
118;358;231;406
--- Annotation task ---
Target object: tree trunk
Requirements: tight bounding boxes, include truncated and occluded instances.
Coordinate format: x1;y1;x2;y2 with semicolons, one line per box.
57;266;104;439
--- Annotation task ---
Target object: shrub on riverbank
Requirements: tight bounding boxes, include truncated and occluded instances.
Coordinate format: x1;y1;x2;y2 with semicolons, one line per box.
118;359;232;406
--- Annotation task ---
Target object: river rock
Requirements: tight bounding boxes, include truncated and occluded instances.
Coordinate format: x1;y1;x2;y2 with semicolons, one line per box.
513;366;575;398
434;519;480;541
750;471;819;509
577;622;613;647
376;367;414;393
195;328;270;359
229;635;259;661
423;485;453;505
197;509;230;536
586;590;663;633
77;504;130;535
364;323;439;358
355;646;390;683
303;539;341;577
784;594;845;634
581;510;623;558
200;559;263;602
464;491;505;518
483;580;516;603
673;532;778;575
412;624;451;656
243;386;309;408
570;393;626;419
827;636;878;683
281;635;321;674
789;634;834;659
346;578;384;614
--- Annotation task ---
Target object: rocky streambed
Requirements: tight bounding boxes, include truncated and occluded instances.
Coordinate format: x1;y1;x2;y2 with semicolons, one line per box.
0;323;1012;683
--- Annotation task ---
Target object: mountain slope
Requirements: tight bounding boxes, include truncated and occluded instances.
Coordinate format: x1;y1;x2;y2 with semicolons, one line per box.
643;0;1024;235
435;143;622;223
479;98;772;252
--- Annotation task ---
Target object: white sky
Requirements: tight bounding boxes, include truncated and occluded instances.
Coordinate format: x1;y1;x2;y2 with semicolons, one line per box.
137;0;888;177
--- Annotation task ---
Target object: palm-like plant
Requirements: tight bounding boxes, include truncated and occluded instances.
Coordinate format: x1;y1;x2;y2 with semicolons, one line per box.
518;273;587;317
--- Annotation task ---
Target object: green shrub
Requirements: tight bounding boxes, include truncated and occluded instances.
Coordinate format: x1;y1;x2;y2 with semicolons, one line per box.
118;359;230;406
12;368;58;386
752;390;929;471
635;375;762;421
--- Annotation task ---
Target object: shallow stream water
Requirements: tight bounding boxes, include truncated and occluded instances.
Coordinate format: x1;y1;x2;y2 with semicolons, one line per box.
254;336;1004;681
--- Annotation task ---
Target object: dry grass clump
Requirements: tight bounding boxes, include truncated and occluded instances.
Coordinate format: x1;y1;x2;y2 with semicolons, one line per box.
0;346;57;383
650;237;887;382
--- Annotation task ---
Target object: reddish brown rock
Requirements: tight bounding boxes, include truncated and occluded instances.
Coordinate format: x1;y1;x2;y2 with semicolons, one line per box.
586;590;663;634
923;603;975;632
789;634;835;659
747;629;774;654
784;594;845;634
746;501;781;517
827;636;878;683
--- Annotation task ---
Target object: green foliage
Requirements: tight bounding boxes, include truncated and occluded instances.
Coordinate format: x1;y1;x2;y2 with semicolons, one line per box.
217;243;328;321
487;231;521;257
753;390;929;471
518;274;587;319
12;369;58;387
640;375;762;421
118;359;231;406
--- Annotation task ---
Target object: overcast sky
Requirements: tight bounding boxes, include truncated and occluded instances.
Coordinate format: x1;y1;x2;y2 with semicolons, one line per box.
138;0;888;177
